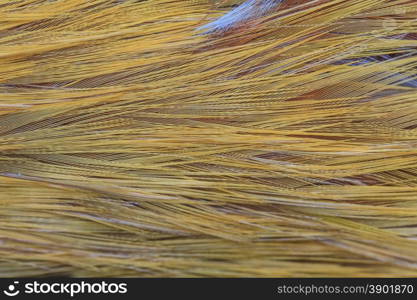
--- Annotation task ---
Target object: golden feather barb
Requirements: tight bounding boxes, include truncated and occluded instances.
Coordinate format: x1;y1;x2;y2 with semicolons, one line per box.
0;0;417;277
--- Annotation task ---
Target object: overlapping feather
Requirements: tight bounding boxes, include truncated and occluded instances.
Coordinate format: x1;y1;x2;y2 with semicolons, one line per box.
0;0;417;277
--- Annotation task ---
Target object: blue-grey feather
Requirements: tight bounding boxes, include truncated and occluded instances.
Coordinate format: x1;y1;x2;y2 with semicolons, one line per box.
197;0;282;33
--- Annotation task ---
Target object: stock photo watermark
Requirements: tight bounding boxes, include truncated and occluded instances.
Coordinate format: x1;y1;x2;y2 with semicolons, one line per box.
2;281;128;297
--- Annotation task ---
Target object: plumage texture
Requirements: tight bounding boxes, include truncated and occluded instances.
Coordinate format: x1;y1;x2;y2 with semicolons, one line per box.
0;0;417;277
